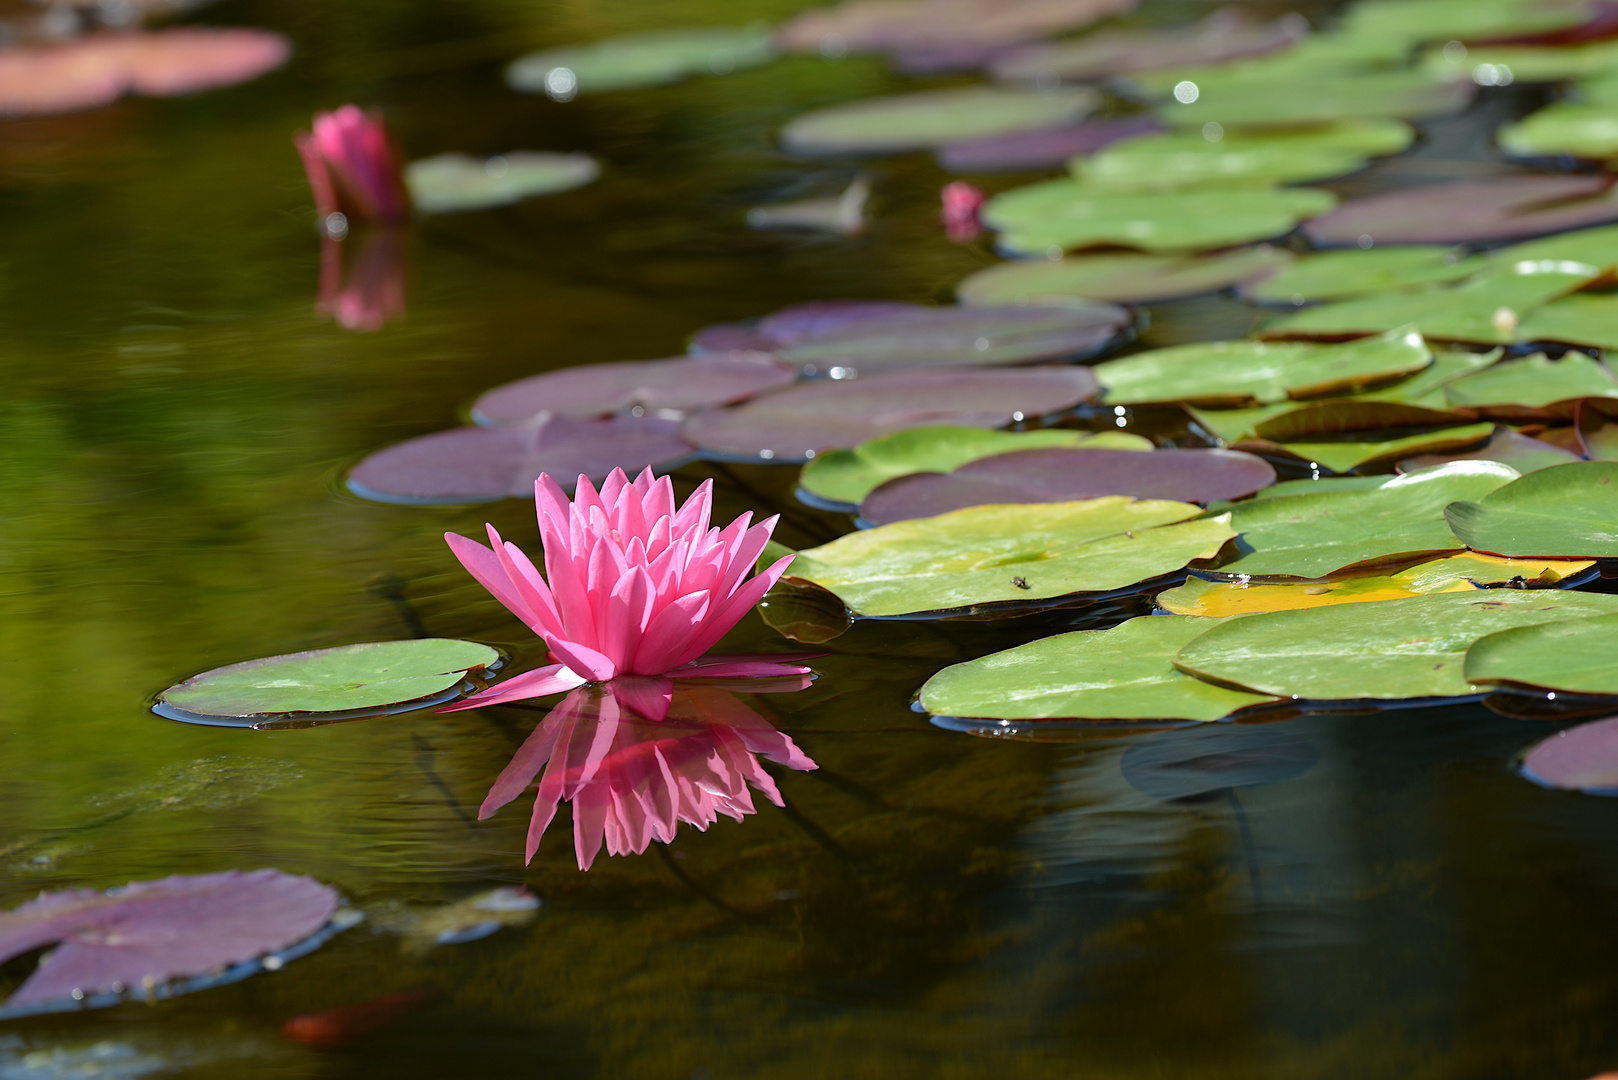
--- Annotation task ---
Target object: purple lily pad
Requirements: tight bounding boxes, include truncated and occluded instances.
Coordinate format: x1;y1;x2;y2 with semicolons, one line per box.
1303;175;1618;247
690;300;927;354
989;11;1307;82
776;304;1132;375
937;115;1166;173
682;367;1098;461
777;0;1139;58
1398;425;1583;475
1521;715;1618;793
470;352;797;426
348;414;693;503
0;870;339;1010
859;446;1276;525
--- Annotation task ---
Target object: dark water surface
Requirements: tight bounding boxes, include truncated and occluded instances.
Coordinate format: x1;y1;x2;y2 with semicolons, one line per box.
3;0;1618;1076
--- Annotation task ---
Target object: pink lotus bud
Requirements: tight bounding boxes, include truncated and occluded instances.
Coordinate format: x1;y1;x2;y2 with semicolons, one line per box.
941;180;985;242
294;105;410;234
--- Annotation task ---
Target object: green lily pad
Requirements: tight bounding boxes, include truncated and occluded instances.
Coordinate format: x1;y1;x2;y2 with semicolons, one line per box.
158;640;499;718
1240;246;1484;305
1242;421;1495;475
781;498;1236;617
1174;589;1618;701
780;86;1098;155
1160;71;1474;128
1422;39;1618;86
1095;326;1432;407
1491;221;1618;269
1443;351;1618;413
796;424;1150;509
1076;120;1414;192
1500;101;1618;161
1344;0;1589;46
506;25;777;96
1517;293;1618;351
957;247;1292;307
983;182;1336;255
1445;461;1618;557
1467;613;1618;695
403;152;600;214
1130;31;1412;97
919;615;1274;721
1252;400;1474;441
1220;460;1519;577
1261;263;1597;343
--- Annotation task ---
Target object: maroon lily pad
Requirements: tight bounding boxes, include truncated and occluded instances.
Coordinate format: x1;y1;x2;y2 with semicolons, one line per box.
858;446;1276;525
471;352;797;426
0;28;291;117
348;414;693;503
1303;175;1618;247
777;0;1138;57
1521;716;1618;793
0;870;338;1009
775;303;1132;375
937;115;1166;173
989;10;1307;82
682;367;1098;460
690;300;927;354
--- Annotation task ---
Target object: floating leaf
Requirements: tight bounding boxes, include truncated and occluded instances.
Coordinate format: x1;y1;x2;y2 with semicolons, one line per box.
690;299;928;354
746;177;869;234
1157;551;1589;616
772;303;1132;375
1400;425;1583;474
1442;350;1618;415
989;11;1307;82
0;27;290;116
471;353;797;426
1500;101;1618;161
777;0;1137;58
984;182;1336;254
1160;70;1475;128
1517;292;1618;350
157;640;499;721
958;246;1291;306
1121;725;1319;800
780;86;1098;155
937;116;1165;173
1250;400;1475;442
1520;716;1618;794
403;152;599;214
797;424;1148;508
0;870;341;1014
1076;120;1415;192
782;498;1235;617
1219;460;1519;577
1095;326;1432;407
348;414;693;503
1344;0;1589;45
1243;421;1495;475
683;367;1098;462
1261;263;1597;343
1304;175;1618;247
1468;614;1618;696
1174;589;1618;701
1445;461;1618;557
859;446;1276;525
506;26;777;96
919;615;1274;721
1240;246;1484;305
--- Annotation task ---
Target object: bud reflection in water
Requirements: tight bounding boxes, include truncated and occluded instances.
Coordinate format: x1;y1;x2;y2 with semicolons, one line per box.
316;228;407;332
481;676;817;870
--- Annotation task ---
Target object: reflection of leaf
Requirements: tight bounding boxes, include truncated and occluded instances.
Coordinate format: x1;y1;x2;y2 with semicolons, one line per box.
783;498;1235;617
920;615;1275;721
1175;589;1618;700
1445;461;1618;557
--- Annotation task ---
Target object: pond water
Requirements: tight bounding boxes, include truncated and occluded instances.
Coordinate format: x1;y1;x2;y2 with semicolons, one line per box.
4;0;1618;1076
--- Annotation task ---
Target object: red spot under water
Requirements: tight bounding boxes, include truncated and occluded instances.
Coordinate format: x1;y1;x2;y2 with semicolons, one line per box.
281;987;435;1049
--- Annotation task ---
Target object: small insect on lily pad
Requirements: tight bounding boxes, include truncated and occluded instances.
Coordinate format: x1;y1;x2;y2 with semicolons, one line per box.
1303;174;1618;247
347;414;694;503
506;25;777;96
0;870;350;1018
781;85;1099;155
155;639;501;727
1445;461;1618;558
470;352;797;426
1519;715;1618;795
404;152;600;214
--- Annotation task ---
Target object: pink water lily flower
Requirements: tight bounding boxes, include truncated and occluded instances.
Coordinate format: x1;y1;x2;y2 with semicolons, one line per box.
294;104;410;231
441;467;804;720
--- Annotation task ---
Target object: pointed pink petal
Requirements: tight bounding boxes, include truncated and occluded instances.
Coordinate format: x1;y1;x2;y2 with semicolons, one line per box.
495;537;564;638
679;553;795;662
671;479;713;538
545;636;617;682
437;663;588;713
629;590;711;674
445;530;543;634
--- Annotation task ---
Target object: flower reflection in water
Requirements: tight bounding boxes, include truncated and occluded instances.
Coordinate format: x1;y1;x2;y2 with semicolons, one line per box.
481;676;817;869
316;227;407;332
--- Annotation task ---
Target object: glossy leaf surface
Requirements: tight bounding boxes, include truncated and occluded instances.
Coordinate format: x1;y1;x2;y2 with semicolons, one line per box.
1468;613;1618;694
471;353;797;425
1445;461;1618;557
1241;246;1483;304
